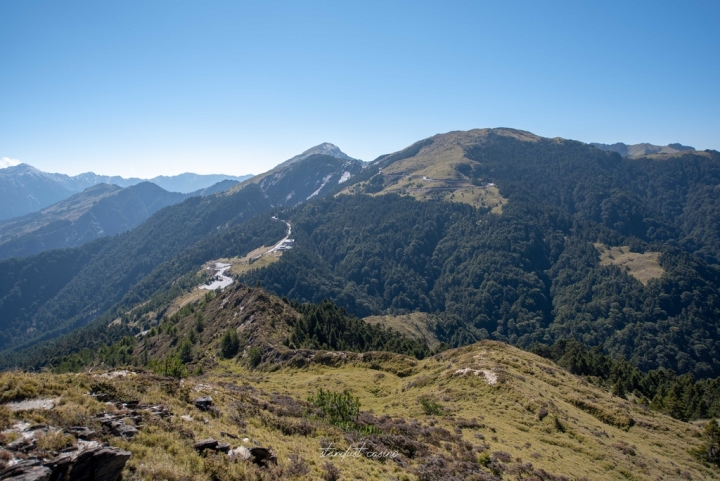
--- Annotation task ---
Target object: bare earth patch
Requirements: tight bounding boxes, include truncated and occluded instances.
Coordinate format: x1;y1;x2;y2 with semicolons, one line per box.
4;398;58;411
595;243;665;285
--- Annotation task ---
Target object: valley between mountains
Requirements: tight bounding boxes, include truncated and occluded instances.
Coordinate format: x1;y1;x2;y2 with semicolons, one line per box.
2;129;720;480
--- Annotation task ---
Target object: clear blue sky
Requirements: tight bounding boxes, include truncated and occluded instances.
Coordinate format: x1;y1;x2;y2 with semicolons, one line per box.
1;1;718;177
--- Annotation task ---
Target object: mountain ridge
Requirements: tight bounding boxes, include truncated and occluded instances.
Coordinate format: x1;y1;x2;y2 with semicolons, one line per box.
591;141;696;157
0;163;252;220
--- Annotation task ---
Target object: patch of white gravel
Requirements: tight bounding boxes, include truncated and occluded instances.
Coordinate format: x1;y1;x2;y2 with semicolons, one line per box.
96;370;135;379
4;398;57;411
454;368;498;385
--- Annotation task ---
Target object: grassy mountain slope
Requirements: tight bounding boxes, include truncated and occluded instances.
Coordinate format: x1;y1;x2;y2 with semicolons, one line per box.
13;281;716;479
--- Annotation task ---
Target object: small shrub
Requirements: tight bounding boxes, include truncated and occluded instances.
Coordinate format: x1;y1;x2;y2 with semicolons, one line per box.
492;451;512;463
321;461;341;481
37;431;76;451
308;388;360;430
691;419;720;466
221;329;240;359
247;346;262;368
285;454;310;478
419;397;443;416
151;356;188;378
178;337;193;363
537;407;548;420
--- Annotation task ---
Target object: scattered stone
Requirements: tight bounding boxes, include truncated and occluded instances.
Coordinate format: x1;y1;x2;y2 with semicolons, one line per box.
91;392;111;402
0;419;131;481
6;436;37;453
181;415;194;422
216;442;231;453
109;422;138;439
68;446;131;481
148;405;171;418
221;431;238;439
0;460;51;481
193;396;214;411
194;438;220;452
454;368;498;385
96;370;135;379
65;426;97;440
228;446;251;460
249;447;277;467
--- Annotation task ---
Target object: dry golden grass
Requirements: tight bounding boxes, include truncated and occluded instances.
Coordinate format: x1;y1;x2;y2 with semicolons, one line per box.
248;341;717;480
226;248;282;277
363;312;441;348
2;339;719;479
338;129;513;212
595;243;665;285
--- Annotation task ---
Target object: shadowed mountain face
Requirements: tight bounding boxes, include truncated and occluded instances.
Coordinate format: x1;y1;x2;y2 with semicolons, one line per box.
591;141;695;157
0;163;251;220
257;154;364;207
0;183;188;259
0;182;283;354
274;142;361;169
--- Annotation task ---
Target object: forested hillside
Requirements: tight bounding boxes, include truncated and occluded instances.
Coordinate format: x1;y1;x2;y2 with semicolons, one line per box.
0;184;281;355
241;131;720;378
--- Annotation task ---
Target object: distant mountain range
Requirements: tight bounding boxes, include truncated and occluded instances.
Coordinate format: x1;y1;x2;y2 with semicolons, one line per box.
0;181;220;259
0;163;252;220
591;141;696;157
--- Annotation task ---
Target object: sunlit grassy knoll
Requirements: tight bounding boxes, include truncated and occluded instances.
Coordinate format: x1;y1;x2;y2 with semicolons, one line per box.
253;341;716;480
595;243;665;285
226;248;281;277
